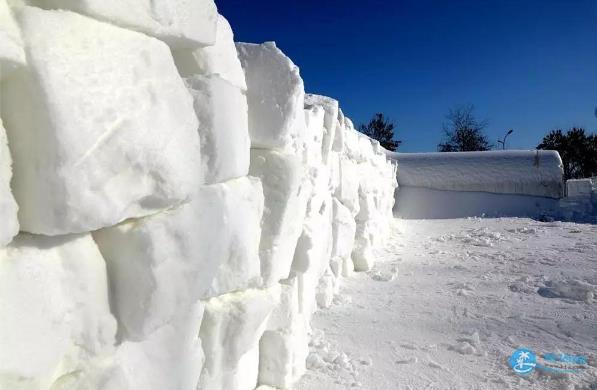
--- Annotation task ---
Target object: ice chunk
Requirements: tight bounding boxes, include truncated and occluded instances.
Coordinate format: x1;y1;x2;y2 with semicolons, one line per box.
173;14;247;90
2;7;201;235
185;74;250;184
258;326;308;389
236;42;306;152
305;94;338;163
93;176;264;340
0;233;116;389
250;149;309;285
315;270;336;309
0;119;18;246
32;0;218;49
0;0;25;79
198;288;277;390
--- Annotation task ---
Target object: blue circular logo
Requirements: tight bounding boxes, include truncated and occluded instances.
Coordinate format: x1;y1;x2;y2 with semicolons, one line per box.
509;348;536;375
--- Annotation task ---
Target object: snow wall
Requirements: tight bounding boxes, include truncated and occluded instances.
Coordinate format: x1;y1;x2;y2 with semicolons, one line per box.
560;178;597;221
0;3;397;390
388;151;565;219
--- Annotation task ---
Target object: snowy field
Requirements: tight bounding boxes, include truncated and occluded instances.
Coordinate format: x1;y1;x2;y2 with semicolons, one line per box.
297;217;597;390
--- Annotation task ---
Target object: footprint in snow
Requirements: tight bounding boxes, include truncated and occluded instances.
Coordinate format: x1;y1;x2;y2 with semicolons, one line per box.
400;343;418;350
395;357;418;364
537;279;596;303
448;341;476;355
369;265;398;282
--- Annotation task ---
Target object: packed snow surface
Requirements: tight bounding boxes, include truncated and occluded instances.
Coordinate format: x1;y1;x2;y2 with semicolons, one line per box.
392;151;564;198
298;217;597;390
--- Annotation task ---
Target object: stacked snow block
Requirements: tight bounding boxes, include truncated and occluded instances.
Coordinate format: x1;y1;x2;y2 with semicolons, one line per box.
560;178;596;219
0;2;397;390
236;42;397;389
236;41;311;389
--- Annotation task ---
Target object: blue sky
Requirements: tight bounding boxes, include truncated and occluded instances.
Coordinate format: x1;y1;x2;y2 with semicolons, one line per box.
218;0;597;152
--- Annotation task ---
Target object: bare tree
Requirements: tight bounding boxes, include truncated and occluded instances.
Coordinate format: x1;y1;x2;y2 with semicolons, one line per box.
438;105;492;152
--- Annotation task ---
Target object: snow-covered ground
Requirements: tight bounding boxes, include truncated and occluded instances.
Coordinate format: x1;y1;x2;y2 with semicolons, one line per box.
297;217;597;390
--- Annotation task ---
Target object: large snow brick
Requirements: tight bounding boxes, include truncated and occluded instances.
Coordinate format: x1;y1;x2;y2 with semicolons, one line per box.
333;109;345;153
315;269;336;309
0;233;116;390
328;151;341;192
303;105;325;166
259;278;308;389
292;173;333;274
335;158;361;215
198;288;277;390
258;326;308;389
0;119;18;246
237;42;306;152
567;179;593;198
206;178;264;297
32;0;218;49
332;118;345;153
93;176;264;341
352;178;391;272
358;134;376;162
69;299;204;390
186;74;250;184
351;222;375;272
173;14;247;90
0;0;25;79
305;94;338;164
109;302;205;390
2;7;201;235
331;198;356;262
250;149;309;286
56;301;205;390
266;277;302;331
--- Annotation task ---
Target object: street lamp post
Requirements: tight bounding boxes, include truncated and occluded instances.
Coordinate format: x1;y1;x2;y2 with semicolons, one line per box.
497;129;513;150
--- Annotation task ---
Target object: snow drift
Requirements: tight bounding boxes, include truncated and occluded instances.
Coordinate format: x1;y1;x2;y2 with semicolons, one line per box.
0;3;397;390
390;150;566;219
391;150;564;198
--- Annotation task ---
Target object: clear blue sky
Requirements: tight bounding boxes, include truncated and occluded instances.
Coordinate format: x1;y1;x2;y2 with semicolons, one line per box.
218;0;597;152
